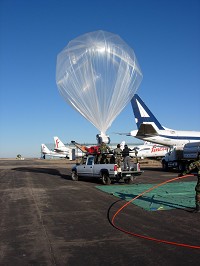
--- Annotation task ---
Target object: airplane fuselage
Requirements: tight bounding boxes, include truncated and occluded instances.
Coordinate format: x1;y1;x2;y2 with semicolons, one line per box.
129;143;169;158
131;129;200;147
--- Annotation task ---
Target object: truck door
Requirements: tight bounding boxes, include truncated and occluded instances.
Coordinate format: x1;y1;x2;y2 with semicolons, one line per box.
78;156;94;177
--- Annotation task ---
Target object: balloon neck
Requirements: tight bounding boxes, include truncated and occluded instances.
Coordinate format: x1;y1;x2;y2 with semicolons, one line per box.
96;132;110;144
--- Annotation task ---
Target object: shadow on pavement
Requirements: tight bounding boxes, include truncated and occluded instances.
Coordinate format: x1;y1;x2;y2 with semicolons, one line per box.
11;167;71;180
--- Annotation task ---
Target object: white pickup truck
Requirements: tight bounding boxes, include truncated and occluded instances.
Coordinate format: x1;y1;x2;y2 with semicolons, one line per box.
71;155;143;185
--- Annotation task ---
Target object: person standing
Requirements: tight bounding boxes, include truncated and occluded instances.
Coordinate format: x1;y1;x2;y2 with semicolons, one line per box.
179;154;200;213
114;144;122;168
98;142;111;164
122;144;132;170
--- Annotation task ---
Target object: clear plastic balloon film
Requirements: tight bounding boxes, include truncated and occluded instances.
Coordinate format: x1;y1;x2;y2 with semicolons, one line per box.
56;30;143;134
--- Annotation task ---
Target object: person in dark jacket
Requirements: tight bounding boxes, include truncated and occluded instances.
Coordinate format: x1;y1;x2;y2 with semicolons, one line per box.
122;144;132;170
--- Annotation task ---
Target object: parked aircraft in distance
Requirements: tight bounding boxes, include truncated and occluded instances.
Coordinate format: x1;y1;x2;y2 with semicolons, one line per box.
54;137;84;157
129;141;169;159
41;144;68;159
125;94;200;147
54;136;71;153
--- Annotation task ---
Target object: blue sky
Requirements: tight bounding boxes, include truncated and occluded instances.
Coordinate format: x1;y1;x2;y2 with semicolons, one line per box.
0;0;199;158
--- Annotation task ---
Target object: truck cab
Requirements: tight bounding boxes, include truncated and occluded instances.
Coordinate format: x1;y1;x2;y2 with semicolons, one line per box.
76;156;96;177
162;142;200;171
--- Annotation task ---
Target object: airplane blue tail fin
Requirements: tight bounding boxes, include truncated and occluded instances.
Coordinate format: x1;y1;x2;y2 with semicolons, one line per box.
131;94;164;130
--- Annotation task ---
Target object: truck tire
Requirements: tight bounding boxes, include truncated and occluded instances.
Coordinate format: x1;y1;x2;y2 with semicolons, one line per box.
178;163;185;172
124;177;133;184
162;160;168;171
102;173;111;185
72;171;78;181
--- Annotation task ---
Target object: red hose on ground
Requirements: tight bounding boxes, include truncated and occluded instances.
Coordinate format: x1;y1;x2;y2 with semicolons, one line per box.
111;174;200;250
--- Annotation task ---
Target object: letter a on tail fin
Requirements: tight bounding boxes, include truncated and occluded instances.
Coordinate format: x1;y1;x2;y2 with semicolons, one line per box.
131;94;164;131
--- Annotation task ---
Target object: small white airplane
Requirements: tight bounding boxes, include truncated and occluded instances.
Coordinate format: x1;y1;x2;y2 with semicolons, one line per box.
127;94;200;147
41;144;68;158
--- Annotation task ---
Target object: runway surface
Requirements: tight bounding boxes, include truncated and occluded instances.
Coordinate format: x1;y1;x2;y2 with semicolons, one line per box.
0;159;199;266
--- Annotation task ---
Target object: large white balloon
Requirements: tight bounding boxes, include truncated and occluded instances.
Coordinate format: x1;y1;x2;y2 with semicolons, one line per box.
56;30;142;134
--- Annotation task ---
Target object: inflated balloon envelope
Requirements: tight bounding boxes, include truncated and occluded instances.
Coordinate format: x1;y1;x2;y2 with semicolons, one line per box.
56;30;143;141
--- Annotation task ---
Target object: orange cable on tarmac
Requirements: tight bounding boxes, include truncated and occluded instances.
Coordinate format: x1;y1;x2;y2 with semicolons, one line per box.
111;174;200;250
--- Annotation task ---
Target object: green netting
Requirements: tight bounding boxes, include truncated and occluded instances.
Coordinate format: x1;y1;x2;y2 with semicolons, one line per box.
96;182;196;211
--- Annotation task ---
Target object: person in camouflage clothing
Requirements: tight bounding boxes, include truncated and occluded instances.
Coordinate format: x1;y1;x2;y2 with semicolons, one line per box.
98;142;111;164
180;154;200;213
114;144;122;168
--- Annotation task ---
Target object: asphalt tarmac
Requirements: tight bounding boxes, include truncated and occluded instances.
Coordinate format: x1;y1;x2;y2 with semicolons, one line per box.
0;159;199;266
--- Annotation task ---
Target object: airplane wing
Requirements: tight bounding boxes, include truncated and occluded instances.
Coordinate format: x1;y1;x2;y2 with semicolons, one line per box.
54;148;64;152
113;132;132;136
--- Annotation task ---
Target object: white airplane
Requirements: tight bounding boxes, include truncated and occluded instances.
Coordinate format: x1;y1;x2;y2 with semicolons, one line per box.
54;136;71;153
54;136;84;157
129;142;169;159
127;94;200;147
41;144;68;158
119;141;169;159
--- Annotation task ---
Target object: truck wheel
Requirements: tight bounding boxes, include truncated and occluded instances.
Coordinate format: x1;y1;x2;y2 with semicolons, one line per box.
72;171;78;181
178;163;185;172
162;161;168;171
124;177;133;184
124;175;136;185
102;173;111;185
